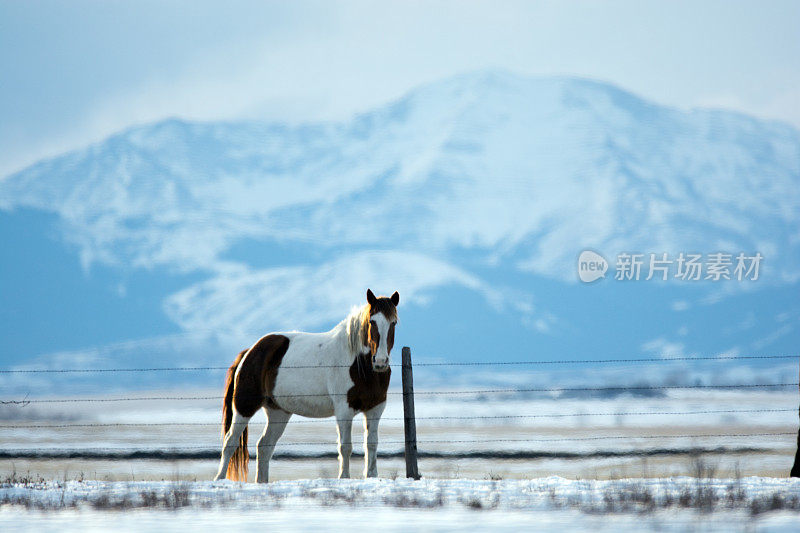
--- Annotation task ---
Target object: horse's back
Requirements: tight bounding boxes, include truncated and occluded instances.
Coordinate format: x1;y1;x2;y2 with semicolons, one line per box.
269;331;340;418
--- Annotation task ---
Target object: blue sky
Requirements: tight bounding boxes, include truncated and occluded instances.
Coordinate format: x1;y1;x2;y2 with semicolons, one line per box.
1;0;799;177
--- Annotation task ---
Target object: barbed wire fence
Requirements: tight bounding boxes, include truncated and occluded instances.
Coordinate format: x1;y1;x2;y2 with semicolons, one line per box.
1;353;796;373
1;349;798;478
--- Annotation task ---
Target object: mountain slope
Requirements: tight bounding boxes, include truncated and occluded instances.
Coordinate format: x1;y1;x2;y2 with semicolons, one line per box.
1;70;798;385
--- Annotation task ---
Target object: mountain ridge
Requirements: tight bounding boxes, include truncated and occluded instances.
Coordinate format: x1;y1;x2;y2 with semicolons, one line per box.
1;70;798;383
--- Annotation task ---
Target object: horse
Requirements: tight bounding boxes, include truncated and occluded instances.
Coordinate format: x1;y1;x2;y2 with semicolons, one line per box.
213;289;399;483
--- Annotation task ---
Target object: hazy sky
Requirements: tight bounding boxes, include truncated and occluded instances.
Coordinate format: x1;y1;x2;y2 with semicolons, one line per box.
1;0;798;177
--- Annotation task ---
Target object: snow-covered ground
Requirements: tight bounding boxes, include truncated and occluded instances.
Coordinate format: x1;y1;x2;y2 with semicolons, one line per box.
1;388;797;481
2;387;799;530
2;477;800;532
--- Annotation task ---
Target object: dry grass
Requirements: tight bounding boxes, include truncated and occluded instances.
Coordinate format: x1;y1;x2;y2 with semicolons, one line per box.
0;481;192;511
547;457;800;516
1;456;798;516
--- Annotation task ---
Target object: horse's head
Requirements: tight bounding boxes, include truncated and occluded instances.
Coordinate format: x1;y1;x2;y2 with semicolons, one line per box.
364;288;399;372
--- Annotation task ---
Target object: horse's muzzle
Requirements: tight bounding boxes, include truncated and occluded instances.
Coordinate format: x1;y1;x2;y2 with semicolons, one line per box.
372;359;390;372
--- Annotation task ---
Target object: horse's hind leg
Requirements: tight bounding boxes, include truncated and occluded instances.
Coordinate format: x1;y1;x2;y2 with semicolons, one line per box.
214;411;249;481
256;407;292;483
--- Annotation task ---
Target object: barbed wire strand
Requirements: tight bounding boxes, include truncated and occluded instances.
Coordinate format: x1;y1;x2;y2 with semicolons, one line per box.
2;382;797;405
0;408;795;429
1;354;797;373
1;432;793;454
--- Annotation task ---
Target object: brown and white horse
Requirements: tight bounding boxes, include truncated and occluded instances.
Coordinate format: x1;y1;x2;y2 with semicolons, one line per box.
214;289;399;483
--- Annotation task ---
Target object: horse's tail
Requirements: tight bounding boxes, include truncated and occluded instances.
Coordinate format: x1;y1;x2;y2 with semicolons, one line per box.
222;349;249;481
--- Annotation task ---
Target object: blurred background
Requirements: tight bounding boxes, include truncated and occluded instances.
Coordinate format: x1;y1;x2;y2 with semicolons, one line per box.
1;0;798;389
1;0;799;481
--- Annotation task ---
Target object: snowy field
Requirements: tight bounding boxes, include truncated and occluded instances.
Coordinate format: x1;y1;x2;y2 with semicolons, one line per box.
1;387;799;530
2;477;800;532
1;387;797;481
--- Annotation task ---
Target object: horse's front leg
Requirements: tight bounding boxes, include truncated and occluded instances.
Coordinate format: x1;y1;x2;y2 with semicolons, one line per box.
363;402;386;478
335;411;354;479
256;407;292;483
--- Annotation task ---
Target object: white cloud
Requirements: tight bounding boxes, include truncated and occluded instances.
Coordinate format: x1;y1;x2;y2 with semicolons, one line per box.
671;300;690;312
751;323;795;351
640;337;687;359
3;333;225;372
717;347;741;359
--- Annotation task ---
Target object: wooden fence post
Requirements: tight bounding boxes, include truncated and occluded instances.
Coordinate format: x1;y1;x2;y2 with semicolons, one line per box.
401;346;421;480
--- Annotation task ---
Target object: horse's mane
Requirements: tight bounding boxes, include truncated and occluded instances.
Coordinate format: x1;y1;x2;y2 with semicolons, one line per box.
345;304;370;356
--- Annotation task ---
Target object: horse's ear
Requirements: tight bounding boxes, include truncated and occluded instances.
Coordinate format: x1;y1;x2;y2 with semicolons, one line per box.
391;291;399;306
366;288;377;305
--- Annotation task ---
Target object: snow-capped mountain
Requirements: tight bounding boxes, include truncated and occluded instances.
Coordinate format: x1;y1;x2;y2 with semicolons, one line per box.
1;70;798;390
